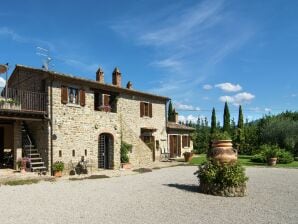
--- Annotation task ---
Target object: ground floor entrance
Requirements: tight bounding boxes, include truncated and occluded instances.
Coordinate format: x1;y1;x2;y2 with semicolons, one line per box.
98;133;114;169
169;135;181;158
0;122;14;169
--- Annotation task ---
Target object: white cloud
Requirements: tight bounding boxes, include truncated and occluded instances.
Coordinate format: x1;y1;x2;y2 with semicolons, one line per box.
0;77;6;87
219;92;255;105
215;82;242;92
291;94;297;98
203;84;213;90
173;101;200;111
179;114;201;124
264;108;271;112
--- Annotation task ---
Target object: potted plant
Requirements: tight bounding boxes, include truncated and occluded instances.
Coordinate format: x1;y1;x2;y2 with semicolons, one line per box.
121;141;132;169
210;131;237;164
17;157;30;173
264;145;279;166
52;161;64;177
183;151;193;162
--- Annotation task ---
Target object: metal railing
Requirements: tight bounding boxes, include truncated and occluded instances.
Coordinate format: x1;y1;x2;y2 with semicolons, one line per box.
0;87;47;112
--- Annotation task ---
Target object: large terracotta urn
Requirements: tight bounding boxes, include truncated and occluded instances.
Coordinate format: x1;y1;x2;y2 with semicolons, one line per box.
211;140;237;164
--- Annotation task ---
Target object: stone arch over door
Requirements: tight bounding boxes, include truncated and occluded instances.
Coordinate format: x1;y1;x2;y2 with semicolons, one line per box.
98;133;114;169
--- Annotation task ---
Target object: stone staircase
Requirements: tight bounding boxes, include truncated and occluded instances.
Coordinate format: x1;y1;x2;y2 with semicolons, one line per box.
21;122;47;172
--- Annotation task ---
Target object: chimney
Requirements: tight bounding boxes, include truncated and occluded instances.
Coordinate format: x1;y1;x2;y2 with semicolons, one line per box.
174;112;179;123
112;67;121;87
126;81;132;89
96;67;104;83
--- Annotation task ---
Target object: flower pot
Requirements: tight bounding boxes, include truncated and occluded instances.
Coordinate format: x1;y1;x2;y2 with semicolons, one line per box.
121;163;132;170
211;140;237;164
54;170;62;177
183;152;193;162
267;158;277;166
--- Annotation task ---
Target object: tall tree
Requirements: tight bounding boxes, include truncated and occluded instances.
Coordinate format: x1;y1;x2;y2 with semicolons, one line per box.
168;101;174;121
211;107;216;134
237;105;244;129
223;101;231;133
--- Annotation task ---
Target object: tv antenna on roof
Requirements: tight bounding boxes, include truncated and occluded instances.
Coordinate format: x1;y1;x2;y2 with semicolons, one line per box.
36;46;53;71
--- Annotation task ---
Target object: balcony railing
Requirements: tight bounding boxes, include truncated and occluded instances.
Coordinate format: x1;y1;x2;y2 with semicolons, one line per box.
0;87;47;112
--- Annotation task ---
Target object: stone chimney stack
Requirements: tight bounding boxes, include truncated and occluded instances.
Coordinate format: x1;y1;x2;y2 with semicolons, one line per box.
96;67;104;83
112;67;121;87
126;81;132;89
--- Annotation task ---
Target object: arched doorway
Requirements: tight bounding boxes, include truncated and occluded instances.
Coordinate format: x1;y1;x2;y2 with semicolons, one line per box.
98;133;114;169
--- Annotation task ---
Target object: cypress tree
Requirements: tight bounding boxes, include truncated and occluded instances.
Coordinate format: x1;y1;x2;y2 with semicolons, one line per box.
211;107;216;134
168;101;174;121
237;105;244;129
236;105;245;151
223;101;231;133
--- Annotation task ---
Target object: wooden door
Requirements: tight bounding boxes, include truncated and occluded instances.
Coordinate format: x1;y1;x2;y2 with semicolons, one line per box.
169;135;178;158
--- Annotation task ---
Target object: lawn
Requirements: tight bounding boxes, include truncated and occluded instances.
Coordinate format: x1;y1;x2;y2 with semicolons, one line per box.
190;154;298;168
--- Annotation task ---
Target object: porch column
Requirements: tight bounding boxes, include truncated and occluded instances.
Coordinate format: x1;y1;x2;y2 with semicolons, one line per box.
13;120;22;170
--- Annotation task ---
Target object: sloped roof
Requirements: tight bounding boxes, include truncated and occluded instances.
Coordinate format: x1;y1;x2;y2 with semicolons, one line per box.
10;65;170;102
167;122;195;131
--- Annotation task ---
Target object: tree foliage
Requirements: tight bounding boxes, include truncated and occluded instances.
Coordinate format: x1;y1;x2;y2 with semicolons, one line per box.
223;101;230;133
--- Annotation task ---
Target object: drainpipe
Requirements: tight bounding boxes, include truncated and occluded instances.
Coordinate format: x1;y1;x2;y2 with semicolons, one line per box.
165;99;170;153
50;78;54;176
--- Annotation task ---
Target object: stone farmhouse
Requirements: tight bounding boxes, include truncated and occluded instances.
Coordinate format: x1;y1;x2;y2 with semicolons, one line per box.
0;65;194;174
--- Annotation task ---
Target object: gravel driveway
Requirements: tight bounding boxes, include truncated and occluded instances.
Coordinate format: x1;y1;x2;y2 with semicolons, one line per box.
0;166;297;224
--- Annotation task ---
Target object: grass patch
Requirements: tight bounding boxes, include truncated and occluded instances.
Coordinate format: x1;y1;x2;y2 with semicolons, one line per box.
190;154;298;168
2;179;40;186
189;155;207;165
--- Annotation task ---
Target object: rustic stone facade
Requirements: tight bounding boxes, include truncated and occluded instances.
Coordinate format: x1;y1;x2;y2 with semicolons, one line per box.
5;65;168;173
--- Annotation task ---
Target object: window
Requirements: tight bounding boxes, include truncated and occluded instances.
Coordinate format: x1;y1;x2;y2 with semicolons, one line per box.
85;149;87;156
72;150;75;157
140;102;152;117
68;87;79;104
61;85;85;106
94;91;117;112
182;135;190;148
59;150;62;157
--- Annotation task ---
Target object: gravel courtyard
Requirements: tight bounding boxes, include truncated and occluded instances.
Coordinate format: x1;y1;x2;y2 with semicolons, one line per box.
0;166;297;224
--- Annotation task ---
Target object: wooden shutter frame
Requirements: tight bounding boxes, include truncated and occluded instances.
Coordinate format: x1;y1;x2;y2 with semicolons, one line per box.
149;103;152;117
80;89;86;107
61;85;68;104
140;102;144;117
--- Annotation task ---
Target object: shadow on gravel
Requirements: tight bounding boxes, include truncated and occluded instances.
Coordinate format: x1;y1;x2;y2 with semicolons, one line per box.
165;183;198;193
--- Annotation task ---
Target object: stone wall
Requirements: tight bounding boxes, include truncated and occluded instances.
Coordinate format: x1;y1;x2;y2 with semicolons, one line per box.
50;80;121;172
49;80;167;171
117;93;167;162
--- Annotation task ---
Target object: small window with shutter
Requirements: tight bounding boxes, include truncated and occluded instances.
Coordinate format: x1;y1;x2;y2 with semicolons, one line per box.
140;102;153;118
182;135;190;148
61;85;85;106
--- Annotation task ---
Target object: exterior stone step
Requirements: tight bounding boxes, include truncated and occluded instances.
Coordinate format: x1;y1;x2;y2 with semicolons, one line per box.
24;145;35;148
27;153;40;157
31;162;44;167
31;166;47;171
30;157;42;161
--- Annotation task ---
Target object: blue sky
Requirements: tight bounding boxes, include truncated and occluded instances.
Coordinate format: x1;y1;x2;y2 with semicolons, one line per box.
0;0;297;124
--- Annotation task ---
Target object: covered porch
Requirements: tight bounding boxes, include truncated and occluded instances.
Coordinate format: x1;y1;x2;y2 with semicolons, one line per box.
0;87;49;172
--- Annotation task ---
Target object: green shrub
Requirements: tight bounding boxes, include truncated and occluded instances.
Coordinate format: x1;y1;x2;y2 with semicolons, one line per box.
250;145;294;164
251;154;266;163
211;131;231;141
121;141;132;163
277;150;294;164
52;161;64;172
195;161;248;190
